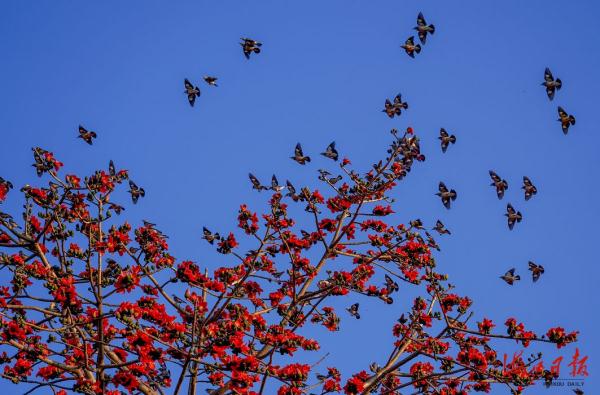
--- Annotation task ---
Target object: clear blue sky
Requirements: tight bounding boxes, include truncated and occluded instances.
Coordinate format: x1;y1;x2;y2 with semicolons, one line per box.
0;1;598;393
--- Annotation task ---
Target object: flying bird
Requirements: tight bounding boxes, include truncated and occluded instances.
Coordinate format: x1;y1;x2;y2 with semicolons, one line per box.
202;227;220;244
78;125;97;145
557;106;576;135
505;203;522;230
285;180;300;201
384;274;399;293
291;143;311;165
184;79;201;107
401;36;421;58
346;303;360;319
382;94;408;118
203;76;218;86
542;68;562;100
128;180;145;204
414;12;435;44
439;128;456;153
522;176;537;201
489;170;509;199
432;220;451;235
249;173;267;191
436;182;457;209
240;37;262;59
528;261;545;282
500;268;521;285
271;175;285;192
321;142;339;161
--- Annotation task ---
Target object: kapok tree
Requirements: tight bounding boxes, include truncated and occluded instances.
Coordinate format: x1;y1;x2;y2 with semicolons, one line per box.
0;129;577;395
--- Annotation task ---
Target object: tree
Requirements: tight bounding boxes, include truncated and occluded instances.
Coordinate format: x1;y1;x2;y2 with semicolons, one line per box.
0;133;577;395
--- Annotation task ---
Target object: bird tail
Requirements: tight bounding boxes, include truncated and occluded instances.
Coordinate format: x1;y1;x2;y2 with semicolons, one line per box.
570;115;576;125
451;190;457;200
516;212;522;222
450;135;456;143
556;78;562;90
415;44;422;54
515;275;521;281
306;156;312;162
402;102;409;109
430;24;435;34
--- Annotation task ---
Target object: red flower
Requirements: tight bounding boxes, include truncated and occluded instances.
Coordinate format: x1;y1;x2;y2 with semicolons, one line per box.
52;277;82;310
115;266;141;293
372;205;394;216
343;371;368;394
112;371;140;393
36;365;63;381
478;318;495;334
0;184;9;203
546;327;578;348
217;233;239;254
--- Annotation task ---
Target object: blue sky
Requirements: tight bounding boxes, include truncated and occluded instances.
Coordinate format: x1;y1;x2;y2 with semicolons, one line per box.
0;1;598;393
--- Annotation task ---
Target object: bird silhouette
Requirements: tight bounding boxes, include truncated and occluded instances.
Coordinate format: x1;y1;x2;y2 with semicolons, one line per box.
401;36;421;58
439;128;456;153
489;170;509;199
542;67;562;100
436;182;457;209
78;125;97;145
500;268;520;285
184;79;201;106
414;12;435;44
321;142;339;161
557;106;576;134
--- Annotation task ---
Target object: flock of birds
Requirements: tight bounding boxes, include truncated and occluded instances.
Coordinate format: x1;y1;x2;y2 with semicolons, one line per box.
183;38;261;107
393;12;578;288
71;13;580;322
399;12;435;58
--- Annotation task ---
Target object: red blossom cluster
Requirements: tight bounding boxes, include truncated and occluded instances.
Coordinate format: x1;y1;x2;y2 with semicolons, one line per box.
0;132;578;395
